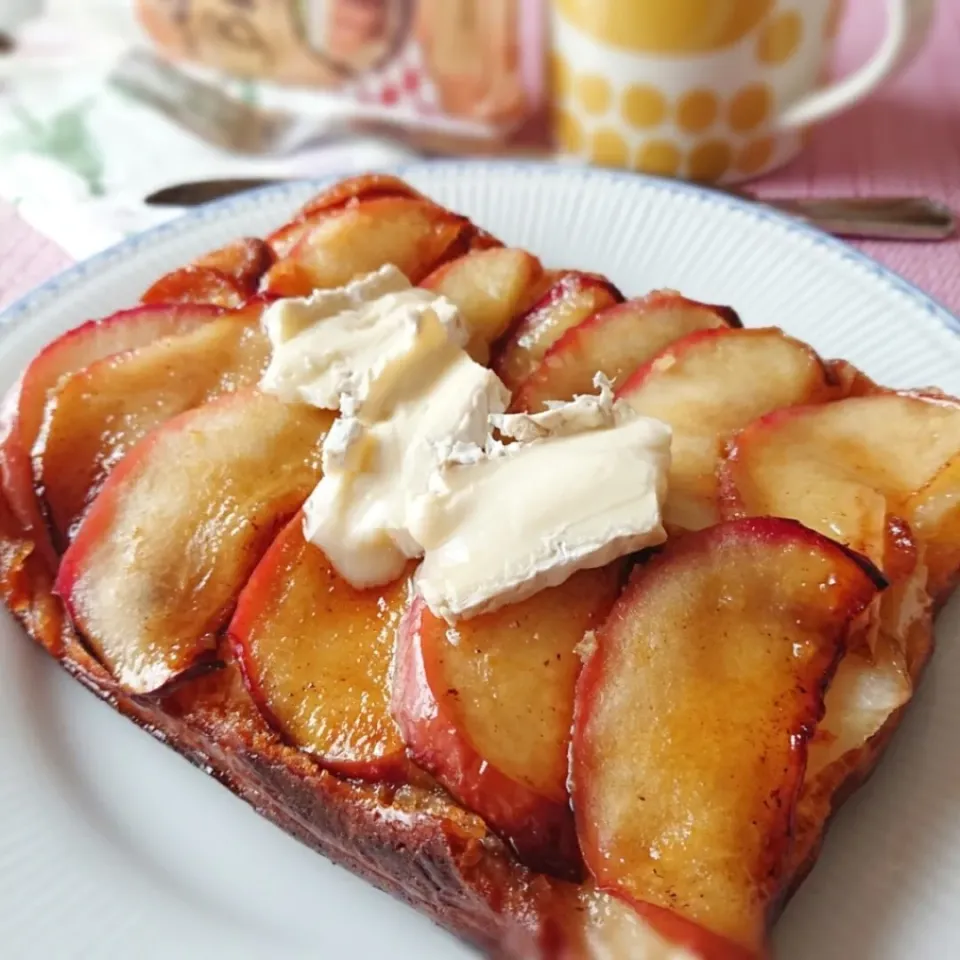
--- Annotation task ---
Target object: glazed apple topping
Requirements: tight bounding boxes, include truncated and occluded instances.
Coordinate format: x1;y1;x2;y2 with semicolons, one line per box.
392;565;623;879
492;272;624;390
511;291;740;413
420;247;544;362
571;518;884;954
33;302;270;550
141;238;274;308
230;513;413;783
616;327;835;532
11;172;960;957
261;196;471;298
716;392;960;813
266;173;429;257
55;390;332;695
720;391;960;601
0;302;225;564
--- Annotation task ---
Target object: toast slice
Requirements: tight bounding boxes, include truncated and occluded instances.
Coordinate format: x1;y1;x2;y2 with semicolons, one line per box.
0;174;951;958
0;475;937;958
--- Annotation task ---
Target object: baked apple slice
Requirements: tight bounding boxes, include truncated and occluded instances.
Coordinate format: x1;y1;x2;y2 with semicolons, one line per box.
717;397;960;863
550;884;728;960
719;392;960;594
141;266;250;308
511;292;741;413
268;173;428;257
0;303;222;558
191;237;275;289
492;273;625;390
616;327;833;532
571;518;884;954
460;225;505;253
261;197;469;297
909;454;960;598
33;304;270;550
392;565;623;880
230;514;412;782
298;173;426;220
420;247;544;361
55;390;333;695
826;358;877;399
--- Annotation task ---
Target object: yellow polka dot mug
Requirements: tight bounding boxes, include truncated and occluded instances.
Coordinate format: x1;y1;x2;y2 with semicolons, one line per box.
551;0;934;183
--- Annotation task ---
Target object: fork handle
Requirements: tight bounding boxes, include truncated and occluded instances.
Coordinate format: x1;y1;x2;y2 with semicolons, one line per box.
756;196;956;241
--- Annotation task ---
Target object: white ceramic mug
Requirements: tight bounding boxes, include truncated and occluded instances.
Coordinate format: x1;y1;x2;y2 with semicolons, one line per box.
551;0;935;183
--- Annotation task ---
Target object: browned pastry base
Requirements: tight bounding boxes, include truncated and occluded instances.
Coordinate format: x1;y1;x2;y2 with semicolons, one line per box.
0;489;934;958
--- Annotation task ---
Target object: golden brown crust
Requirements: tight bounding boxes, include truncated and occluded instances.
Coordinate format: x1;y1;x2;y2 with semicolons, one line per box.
0;483;939;958
0;489;559;956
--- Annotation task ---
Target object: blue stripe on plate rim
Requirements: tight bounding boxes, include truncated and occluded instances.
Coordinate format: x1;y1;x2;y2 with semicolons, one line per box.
1;159;957;339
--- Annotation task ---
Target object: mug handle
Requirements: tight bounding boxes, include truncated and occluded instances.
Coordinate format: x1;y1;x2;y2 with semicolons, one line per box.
777;0;935;130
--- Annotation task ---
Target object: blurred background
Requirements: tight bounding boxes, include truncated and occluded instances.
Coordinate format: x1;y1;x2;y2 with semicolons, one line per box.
0;1;957;313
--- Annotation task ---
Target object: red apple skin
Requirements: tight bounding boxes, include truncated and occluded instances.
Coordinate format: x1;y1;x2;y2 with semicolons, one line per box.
192;237;275;290
461;225;505;252
496;272;625;352
0;303;224;566
391;595;584;882
571;518;884;955
298;173;426;220
510;290;741;413
54;391;330;695
31;300;270;552
616;325;831;399
262;197;470;298
492;273;625;389
141;266;249;308
616;895;758;960
229;514;414;784
267;175;430;258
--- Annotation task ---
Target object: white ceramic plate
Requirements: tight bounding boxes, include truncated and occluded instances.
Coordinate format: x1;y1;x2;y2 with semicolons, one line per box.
1;161;959;960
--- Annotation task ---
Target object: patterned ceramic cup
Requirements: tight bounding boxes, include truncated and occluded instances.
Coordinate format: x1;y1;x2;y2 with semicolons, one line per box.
551;0;934;183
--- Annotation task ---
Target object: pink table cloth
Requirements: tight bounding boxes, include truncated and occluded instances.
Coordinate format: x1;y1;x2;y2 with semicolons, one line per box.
2;1;959;316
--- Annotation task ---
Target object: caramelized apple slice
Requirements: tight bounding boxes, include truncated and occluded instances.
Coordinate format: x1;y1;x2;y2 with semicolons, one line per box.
511;292;741;413
719;393;960;589
392;566;623;880
298;173;426;220
717;398;959;870
550;885;730;960
33;304;270;550
230;514;412;782
55;391;333;695
461;225;505;252
909;454;960;598
420;247;544;361
262;197;469;297
0;304;222;555
493;273;624;390
192;237;274;290
826;358;877;399
141;266;250;308
616;327;833;532
268;174;427;257
571;518;884;953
